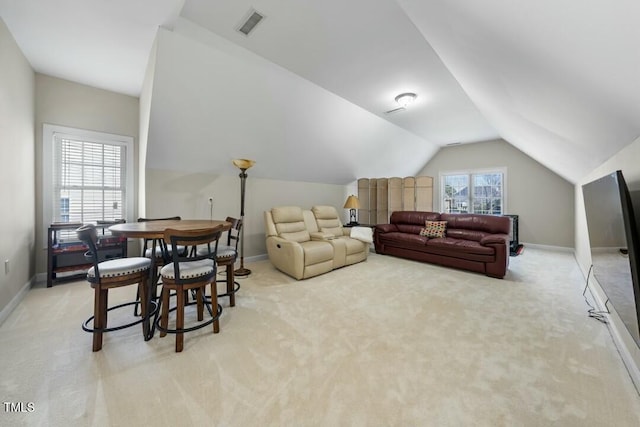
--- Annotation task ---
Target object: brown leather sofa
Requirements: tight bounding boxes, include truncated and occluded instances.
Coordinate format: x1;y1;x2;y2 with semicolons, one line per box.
374;211;511;278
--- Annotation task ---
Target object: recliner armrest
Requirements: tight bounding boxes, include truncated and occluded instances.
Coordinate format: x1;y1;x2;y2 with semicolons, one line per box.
265;236;305;279
311;232;335;241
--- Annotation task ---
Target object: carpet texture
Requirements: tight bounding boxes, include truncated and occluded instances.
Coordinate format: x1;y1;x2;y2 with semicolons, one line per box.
1;248;639;426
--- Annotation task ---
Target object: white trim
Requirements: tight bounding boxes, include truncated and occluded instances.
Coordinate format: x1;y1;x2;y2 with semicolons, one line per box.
0;277;34;326
245;254;268;263
585;276;640;393
439;167;508;214
42;124;134;249
519;242;574;253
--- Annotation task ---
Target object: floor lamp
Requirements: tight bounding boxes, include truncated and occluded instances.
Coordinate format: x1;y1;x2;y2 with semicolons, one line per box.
232;158;255;277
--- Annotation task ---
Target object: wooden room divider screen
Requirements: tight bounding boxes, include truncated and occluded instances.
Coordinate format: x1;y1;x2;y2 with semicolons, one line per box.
357;176;433;225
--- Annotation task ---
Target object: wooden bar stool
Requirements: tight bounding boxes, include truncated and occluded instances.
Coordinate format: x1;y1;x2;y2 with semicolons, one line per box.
196;217;242;307
157;225;225;352
77;224;155;352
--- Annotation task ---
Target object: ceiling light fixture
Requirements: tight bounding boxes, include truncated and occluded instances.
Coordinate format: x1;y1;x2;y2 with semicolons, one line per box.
395;92;417;108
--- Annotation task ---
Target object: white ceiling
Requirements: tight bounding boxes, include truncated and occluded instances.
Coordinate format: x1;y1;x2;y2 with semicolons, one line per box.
0;0;183;96
2;0;639;184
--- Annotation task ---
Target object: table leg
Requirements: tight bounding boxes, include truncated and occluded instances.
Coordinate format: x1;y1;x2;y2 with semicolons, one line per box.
143;239;163;341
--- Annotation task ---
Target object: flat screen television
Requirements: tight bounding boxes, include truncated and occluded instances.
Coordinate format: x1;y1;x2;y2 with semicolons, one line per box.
582;170;640;347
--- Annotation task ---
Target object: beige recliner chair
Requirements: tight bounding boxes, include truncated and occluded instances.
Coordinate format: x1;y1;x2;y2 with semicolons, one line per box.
264;205;369;280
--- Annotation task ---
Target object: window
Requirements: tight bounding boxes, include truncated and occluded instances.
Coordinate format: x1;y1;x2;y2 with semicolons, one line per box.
440;169;506;215
43;124;134;244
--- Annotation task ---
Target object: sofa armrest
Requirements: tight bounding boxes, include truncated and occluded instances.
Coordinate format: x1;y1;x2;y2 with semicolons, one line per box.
375;224;397;234
310;232;335;241
480;233;509;246
480;233;510;278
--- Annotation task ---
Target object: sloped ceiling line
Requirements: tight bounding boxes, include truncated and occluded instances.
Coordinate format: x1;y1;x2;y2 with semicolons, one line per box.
145;20;440;185
397;0;640;184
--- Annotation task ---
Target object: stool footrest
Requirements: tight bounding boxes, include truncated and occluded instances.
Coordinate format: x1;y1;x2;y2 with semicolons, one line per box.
82;300;158;333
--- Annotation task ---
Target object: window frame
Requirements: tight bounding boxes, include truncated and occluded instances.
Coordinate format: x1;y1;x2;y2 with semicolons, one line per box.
42;124;134;247
439;167;507;215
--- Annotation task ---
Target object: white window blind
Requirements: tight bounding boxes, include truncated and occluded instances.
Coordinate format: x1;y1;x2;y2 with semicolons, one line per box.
52;137;126;224
42;124;134;247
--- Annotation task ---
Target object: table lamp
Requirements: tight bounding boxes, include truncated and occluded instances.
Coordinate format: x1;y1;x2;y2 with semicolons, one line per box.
344;195;360;226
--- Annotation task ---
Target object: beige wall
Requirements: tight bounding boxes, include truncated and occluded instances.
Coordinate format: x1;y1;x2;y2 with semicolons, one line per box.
574;135;640;382
35;74;139;273
145;169;349;258
0;18;35;316
418;139;575;248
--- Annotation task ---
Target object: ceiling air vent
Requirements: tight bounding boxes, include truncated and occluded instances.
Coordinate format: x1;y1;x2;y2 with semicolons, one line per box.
384;107;406;115
237;9;265;36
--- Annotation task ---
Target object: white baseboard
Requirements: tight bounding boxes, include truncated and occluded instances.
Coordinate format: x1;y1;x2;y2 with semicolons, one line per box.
520;242;574;253
245;254;268;263
0;276;35;326
586;279;640;394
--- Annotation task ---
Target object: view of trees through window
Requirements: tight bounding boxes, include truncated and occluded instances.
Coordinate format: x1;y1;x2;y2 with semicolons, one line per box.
442;171;504;215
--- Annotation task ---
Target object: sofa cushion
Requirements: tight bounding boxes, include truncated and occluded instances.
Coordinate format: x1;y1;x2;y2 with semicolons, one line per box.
446;229;489;242
441;213;510;235
390;211;441;235
425;237;494;256
421;220;447;238
311;205;344;237
378;231;428;247
299;241;334;266
390;211;441;226
272;206;310;242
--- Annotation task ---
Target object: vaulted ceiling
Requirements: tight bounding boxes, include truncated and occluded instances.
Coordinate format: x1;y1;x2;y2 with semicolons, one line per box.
2;0;639;184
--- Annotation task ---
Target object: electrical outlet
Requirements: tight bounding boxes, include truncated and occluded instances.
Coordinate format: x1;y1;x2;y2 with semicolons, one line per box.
4;259;9;275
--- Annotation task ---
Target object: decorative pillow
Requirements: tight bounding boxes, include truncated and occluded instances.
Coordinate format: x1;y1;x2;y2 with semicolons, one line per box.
420;221;447;238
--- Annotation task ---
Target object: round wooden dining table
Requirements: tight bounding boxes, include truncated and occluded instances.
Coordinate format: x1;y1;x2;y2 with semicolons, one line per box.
109;219;231;340
109;219;231;240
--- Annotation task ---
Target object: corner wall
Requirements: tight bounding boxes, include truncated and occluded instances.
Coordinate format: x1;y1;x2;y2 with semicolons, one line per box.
418;139;575;248
0;18;35;317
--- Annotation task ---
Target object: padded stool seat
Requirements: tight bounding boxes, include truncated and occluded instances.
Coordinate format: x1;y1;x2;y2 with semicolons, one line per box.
88;257;150;278
160;259;214;280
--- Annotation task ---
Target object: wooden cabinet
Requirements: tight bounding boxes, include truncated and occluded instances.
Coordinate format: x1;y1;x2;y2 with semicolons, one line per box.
357;176;433;224
47;222;127;287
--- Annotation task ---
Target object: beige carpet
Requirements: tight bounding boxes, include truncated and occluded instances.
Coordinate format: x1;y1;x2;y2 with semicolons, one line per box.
1;248;639;426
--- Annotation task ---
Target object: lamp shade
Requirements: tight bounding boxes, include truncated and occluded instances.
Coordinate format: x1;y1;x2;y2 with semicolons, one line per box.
232;159;256;170
343;195;360;209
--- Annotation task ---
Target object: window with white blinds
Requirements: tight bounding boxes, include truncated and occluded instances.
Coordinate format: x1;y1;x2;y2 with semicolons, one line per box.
52;137;126;223
42;124;134;246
